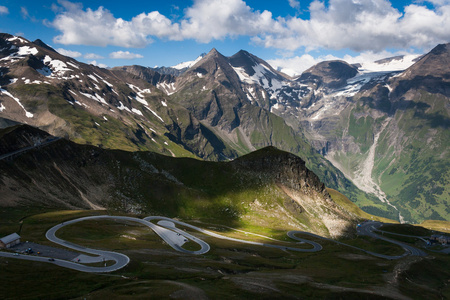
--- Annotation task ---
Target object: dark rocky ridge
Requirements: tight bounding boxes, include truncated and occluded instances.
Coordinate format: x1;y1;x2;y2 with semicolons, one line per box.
298;60;359;89
0;124;51;155
111;65;176;86
390;43;450;99
232;146;330;198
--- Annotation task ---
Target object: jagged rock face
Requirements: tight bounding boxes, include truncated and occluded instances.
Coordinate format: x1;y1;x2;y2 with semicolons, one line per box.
111;65;175;87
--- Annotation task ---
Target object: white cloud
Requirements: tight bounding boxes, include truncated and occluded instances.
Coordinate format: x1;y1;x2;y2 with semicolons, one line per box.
56;48;82;58
255;0;450;52
288;0;300;9
21;7;38;22
109;51;143;59
21;7;29;19
52;1;151;47
84;53;104;59
88;60;108;68
0;6;9;15
423;0;450;5
51;0;450;53
179;0;277;43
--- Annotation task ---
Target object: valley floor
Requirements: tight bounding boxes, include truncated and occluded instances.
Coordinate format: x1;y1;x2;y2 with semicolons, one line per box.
1;209;449;299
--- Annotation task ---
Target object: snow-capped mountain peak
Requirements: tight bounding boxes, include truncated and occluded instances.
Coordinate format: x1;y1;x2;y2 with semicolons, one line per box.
172;53;207;70
358;54;421;73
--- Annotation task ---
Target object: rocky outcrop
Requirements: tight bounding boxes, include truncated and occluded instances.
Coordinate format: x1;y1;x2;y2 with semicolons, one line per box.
232;147;356;237
111;65;176;87
298;60;358;89
231;146;329;197
0;124;51;155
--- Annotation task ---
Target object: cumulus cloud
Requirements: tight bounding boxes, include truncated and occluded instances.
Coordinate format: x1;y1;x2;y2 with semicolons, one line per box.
178;0;277;42
0;6;9;15
52;1;151;47
255;0;450;52
288;0;300;9
21;7;38;22
84;53;104;59
56;48;82;58
51;0;450;53
109;51;143;59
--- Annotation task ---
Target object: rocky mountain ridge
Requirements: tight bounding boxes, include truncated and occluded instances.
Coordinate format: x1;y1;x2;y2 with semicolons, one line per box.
0;32;448;222
0;125;357;237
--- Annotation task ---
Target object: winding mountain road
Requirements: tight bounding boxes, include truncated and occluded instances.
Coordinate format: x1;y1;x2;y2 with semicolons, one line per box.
357;221;427;258
0;217;427;273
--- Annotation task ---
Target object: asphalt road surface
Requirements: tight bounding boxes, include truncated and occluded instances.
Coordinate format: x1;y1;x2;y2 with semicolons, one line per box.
357;221;427;258
146;216;322;252
1;216;427;273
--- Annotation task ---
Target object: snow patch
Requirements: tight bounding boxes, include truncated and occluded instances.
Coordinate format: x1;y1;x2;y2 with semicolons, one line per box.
87;74;99;83
24;79;42;85
67;61;79;69
0;86;33;117
360;55;420;72
17;46;38;56
270;103;282;113
172;54;205;70
42;55;72;77
79;92;107;104
7;36;27;43
127;83;151;104
132;108;143;116
145;106;164;123
156;82;176;95
117;101;131;112
102;79;113;87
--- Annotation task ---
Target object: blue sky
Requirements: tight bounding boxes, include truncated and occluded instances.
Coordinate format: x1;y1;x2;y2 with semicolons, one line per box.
0;0;449;74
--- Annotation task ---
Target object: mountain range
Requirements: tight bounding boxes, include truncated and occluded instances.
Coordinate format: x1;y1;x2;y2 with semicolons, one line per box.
0;32;448;223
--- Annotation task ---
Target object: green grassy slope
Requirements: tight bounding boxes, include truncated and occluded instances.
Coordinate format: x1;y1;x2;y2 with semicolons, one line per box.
0;136;357;237
328;89;449;223
327;188;397;223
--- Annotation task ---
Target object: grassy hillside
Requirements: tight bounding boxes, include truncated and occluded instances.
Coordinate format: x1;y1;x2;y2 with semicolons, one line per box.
327;89;449;223
327;188;397;224
0;135;358;238
375;91;450;222
1;208;449;299
420;220;450;233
